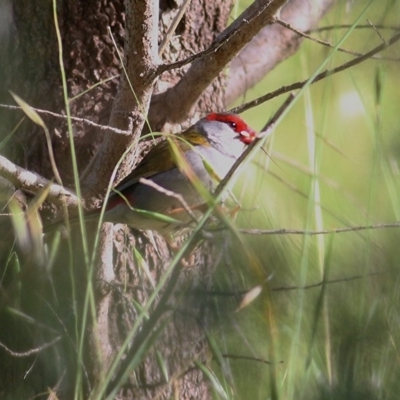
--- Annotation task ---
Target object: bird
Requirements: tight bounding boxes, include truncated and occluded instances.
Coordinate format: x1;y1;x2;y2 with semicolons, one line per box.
52;113;257;234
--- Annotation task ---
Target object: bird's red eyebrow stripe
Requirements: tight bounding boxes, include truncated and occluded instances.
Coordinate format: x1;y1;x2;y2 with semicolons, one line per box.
206;113;237;123
206;113;251;133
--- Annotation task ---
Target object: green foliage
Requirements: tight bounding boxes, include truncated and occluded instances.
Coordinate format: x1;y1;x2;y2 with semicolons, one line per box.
209;1;400;399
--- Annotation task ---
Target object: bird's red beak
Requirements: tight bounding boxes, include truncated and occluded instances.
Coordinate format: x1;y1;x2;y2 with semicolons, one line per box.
239;129;257;144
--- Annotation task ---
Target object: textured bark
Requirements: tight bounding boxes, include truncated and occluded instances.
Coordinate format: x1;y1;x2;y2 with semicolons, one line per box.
2;1;123;184
148;0;288;129
0;0;232;399
87;1;234;398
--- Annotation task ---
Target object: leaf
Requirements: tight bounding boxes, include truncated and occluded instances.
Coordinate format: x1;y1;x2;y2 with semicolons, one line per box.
194;361;229;400
131;300;150;319
167;137;216;204
10;92;63;185
133;208;184;224
112;188;184;225
8;198;30;252
10;91;47;129
133;248;156;288
26;182;52;221
236;285;263;312
206;332;225;368
156;350;169;382
202;158;222;183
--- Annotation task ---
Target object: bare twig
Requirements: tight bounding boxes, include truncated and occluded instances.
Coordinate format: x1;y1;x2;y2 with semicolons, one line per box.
150;0;287;125
215;93;296;198
276;18;399;60
264;152;368;220
240;221;400;236
0;103;129;135
270;271;384;292
221;353;282;365
367;19;387;44
309;24;400;34
0;154;78;208
158;0;192;56
157;0;286;75
231;30;400;114
260;92;296;132
8;93;63;188
0;336;61;357
139;177;199;223
203;270;385;297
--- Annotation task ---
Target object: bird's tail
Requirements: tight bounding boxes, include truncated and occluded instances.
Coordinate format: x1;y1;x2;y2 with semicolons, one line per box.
43;209;101;234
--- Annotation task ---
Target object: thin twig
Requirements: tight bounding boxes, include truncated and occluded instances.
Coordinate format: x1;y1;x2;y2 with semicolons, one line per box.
270;271;384;292
139;177;199;223
159;0;192;56
308;24;400;34
0;154;78;208
215;93;296;198
276;18;399;60
367;19;387;44
156;0;285;74
0;336;61;357
0;103;129;135
203;270;385;297
260;92;296;132
231;31;400;114
240;221;400;236
269;150;366;214
221;353;282;365
9;92;63;186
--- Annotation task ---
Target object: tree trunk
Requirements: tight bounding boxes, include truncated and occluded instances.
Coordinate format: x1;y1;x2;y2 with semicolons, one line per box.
1;0;232;398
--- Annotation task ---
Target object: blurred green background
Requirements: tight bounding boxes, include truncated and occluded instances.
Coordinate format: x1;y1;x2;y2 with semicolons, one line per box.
211;1;400;399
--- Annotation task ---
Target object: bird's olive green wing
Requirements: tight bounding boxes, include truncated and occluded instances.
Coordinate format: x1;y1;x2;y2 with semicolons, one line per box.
115;131;209;192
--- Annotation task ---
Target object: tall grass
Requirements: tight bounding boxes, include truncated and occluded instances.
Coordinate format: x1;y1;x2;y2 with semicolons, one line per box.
209;1;400;399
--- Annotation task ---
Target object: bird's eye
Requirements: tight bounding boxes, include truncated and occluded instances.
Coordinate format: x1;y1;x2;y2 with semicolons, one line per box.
229;121;237;129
